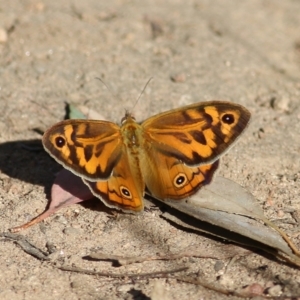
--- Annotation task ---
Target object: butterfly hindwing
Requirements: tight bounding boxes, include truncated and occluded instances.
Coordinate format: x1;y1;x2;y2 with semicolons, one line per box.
83;150;144;212
142;148;220;200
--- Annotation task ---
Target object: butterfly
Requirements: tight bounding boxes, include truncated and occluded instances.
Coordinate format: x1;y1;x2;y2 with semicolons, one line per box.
42;101;251;213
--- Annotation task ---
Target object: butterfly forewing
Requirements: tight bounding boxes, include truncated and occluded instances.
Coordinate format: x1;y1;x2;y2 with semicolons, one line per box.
42;119;123;180
142;101;251;166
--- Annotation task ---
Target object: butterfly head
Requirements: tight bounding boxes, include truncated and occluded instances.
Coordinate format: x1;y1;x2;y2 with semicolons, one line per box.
121;110;136;124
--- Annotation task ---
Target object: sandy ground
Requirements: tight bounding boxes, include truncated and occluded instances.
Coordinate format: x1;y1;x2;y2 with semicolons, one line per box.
1;0;300;299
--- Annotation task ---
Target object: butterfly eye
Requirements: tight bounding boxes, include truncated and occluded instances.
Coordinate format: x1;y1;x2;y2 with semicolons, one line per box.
174;173;188;188
55;136;66;148
222;113;235;125
120;186;132;199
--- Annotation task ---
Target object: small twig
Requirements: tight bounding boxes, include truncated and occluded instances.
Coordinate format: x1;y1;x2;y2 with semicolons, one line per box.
0;232;49;260
57;265;188;279
88;244;250;266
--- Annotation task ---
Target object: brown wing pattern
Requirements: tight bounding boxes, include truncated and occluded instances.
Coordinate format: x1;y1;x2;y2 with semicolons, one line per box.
42;119;123;180
143;101;250;166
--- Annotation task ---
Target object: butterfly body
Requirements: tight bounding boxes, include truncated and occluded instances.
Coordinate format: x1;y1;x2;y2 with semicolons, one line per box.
43;101;251;213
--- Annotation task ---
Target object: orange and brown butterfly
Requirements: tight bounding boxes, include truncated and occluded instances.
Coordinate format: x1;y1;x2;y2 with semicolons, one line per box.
41;101;250;213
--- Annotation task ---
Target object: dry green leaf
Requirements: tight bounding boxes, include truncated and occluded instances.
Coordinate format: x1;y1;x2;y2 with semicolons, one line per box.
156;176;300;266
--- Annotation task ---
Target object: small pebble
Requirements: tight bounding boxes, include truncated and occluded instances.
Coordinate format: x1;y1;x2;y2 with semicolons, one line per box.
240;283;264;297
0;27;8;43
214;260;224;272
54;215;68;225
267;284;282;297
63;226;81;236
170;73;186;83
271;96;290;112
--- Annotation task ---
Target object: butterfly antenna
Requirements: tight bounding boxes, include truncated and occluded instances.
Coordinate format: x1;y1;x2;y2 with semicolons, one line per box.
95;77;115;96
132;77;153;112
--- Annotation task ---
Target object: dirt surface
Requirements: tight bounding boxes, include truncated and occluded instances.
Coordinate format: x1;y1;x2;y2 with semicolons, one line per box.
1;0;300;299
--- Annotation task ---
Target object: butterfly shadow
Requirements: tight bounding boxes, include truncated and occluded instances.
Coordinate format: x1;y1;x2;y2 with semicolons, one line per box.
0;139;110;215
0;139;55;189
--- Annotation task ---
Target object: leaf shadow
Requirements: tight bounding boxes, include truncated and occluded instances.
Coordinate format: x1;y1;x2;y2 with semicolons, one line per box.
157;202;287;267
